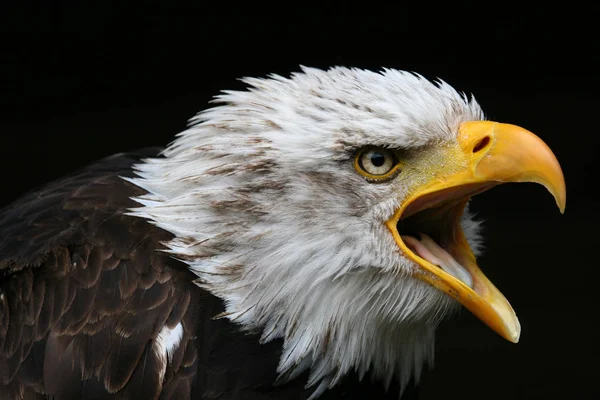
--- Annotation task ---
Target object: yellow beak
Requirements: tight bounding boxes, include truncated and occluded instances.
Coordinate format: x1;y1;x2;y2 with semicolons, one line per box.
386;121;566;343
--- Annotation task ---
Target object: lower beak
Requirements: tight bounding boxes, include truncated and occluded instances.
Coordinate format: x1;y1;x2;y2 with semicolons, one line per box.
386;121;566;343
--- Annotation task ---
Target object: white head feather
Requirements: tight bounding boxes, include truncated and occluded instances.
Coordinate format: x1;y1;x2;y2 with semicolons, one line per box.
127;66;485;397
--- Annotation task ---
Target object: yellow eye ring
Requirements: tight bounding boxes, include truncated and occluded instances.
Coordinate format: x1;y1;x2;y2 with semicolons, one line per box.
354;147;402;181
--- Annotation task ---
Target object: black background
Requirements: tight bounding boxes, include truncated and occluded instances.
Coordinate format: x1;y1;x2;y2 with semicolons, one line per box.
1;3;598;399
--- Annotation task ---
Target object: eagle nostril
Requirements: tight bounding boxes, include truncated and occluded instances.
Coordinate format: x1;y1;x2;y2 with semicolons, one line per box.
472;136;491;154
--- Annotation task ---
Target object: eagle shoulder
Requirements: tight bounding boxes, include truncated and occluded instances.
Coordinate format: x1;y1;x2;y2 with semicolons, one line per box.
0;148;202;399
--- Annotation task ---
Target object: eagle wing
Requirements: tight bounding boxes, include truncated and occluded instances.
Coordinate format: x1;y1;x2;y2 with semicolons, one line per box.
0;149;202;399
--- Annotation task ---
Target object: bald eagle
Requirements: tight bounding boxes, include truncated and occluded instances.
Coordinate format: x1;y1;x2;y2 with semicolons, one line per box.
0;67;565;400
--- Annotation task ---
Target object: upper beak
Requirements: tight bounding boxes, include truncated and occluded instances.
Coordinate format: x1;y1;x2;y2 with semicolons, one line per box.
386;121;566;343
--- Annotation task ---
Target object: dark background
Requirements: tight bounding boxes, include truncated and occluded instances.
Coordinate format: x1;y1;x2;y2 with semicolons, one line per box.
1;3;597;399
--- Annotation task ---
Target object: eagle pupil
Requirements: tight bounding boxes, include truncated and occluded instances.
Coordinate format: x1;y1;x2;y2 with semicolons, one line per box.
371;152;385;167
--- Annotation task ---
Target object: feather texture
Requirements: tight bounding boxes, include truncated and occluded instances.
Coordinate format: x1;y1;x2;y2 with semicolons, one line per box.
0;150;200;399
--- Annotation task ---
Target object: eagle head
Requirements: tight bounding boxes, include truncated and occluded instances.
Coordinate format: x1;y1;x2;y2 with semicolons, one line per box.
128;67;565;397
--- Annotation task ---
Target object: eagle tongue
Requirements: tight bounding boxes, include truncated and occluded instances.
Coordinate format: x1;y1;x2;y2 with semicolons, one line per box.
401;233;473;288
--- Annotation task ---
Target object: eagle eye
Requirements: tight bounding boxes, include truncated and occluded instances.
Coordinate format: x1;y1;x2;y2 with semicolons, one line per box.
354;147;401;180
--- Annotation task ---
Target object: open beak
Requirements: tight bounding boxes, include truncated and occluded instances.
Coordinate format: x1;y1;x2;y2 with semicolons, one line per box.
385;121;566;343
